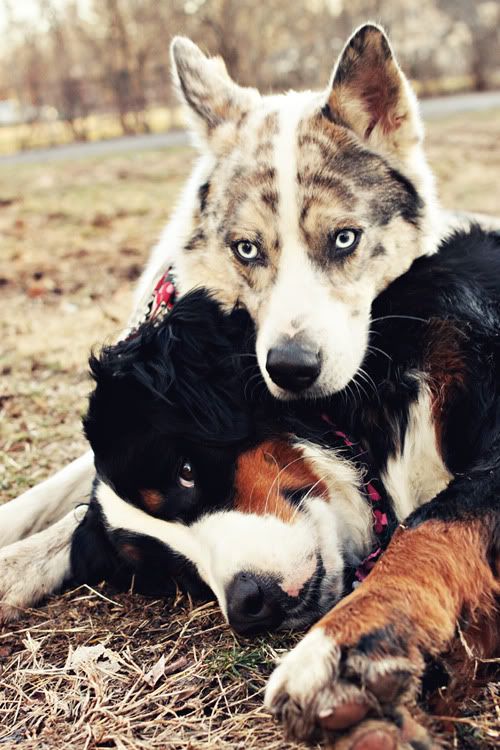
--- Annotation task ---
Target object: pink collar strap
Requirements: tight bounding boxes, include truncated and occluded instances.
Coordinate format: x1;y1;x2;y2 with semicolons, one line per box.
321;418;395;588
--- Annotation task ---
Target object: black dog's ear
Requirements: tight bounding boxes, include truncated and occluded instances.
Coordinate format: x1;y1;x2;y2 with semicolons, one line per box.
84;288;255;459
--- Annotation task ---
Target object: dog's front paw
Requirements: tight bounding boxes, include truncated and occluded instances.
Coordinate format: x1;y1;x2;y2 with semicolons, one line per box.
265;619;424;742
0;543;37;622
265;628;365;740
0;514;75;622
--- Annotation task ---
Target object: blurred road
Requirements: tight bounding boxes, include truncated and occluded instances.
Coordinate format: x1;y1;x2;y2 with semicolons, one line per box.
1;90;500;166
420;90;500;118
0;129;191;166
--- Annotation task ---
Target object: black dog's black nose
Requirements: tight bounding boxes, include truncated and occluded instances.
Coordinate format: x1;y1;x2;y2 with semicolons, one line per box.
266;337;321;392
226;572;282;634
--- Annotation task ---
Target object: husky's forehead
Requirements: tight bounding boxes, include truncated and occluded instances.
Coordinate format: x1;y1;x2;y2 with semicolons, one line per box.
208;107;282;238
205;91;421;240
296;114;421;227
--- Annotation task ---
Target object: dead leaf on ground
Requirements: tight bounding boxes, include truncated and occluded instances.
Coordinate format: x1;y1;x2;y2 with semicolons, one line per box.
143;653;166;686
65;643;122;675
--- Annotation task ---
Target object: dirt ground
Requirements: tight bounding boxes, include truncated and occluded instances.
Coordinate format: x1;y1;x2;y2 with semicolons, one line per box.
1;110;500;748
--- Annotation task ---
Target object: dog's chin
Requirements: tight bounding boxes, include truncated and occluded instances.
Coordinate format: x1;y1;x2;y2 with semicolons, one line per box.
265;381;314;401
260;371;328;401
262;371;357;402
277;570;343;632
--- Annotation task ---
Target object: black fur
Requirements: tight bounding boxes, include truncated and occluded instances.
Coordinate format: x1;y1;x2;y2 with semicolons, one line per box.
73;291;268;593
84;290;257;513
73;228;500;611
347;228;500;568
293;226;500;558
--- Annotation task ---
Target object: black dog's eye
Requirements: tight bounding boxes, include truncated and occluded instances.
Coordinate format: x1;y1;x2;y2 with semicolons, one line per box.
329;228;362;258
178;460;195;489
232;240;261;264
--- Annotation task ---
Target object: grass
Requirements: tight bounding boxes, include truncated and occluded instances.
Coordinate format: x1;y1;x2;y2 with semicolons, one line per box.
1;109;500;747
0;590;306;749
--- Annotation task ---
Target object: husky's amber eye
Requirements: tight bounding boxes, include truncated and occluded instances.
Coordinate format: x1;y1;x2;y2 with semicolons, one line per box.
330;228;362;257
233;240;260;263
178;460;195;489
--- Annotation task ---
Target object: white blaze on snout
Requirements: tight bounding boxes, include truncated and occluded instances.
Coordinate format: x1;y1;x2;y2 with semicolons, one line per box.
96;483;217;586
255;249;364;398
256;93;370;398
97;483;344;622
256;94;321;396
189;510;323;617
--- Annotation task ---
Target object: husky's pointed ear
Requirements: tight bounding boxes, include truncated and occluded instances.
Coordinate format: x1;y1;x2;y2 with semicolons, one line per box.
327;24;422;157
170;37;260;150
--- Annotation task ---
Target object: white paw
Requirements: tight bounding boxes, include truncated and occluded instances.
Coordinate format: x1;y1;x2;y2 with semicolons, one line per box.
265;626;424;740
265;628;352;739
0;513;76;622
0;542;42;621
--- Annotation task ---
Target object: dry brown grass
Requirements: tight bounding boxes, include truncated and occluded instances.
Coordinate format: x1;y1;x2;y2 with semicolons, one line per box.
0;589;309;749
1;110;500;748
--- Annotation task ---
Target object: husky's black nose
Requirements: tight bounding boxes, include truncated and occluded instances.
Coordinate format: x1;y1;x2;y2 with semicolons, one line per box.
266;337;321;392
226;572;282;634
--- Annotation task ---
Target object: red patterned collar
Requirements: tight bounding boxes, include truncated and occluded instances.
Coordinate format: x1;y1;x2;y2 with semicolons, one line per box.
143;267;178;323
127;267;178;340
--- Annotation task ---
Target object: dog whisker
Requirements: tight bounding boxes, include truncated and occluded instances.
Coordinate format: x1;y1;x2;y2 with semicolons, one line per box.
356;367;380;404
371;314;428;324
366;344;393;363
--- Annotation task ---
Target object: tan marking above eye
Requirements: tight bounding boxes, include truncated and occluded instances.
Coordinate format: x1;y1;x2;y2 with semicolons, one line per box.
119;543;142;564
140;489;164;514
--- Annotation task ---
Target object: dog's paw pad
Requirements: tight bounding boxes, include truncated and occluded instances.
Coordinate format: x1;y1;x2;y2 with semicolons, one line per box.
265;628;360;739
319;701;370;731
349;728;398;750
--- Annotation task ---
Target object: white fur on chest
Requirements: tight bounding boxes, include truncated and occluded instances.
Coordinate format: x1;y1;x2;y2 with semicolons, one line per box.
381;383;452;521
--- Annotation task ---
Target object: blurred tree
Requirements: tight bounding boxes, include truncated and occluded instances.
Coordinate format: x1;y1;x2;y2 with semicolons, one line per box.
436;0;500;91
39;0;90;139
0;0;499;141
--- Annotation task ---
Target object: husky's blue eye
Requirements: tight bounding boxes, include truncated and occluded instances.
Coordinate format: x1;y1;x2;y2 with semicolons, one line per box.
330;228;362;256
233;240;260;263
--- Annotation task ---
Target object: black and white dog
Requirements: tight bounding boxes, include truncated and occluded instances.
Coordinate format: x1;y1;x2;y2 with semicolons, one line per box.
2;231;499;743
80;226;500;745
2;20;500;748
